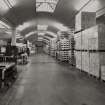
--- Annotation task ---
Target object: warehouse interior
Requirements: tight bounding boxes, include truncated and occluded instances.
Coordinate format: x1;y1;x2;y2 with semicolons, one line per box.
1;0;105;105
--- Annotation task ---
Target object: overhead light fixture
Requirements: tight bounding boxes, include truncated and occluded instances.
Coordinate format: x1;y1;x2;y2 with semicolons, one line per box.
36;0;59;13
4;0;16;8
37;25;48;31
0;0;16;13
38;37;43;41
38;32;45;36
0;0;9;12
8;0;16;6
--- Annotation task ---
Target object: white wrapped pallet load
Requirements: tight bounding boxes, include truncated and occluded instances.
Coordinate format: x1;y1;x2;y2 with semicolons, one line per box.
82;29;89;50
74;24;105;79
100;52;105;80
75;51;82;70
84;24;105;50
74;32;82;50
88;26;99;50
89;53;100;78
75;11;96;32
81;52;85;71
100;52;105;65
88;37;98;51
82;52;90;73
81;26;98;50
101;65;105;81
98;24;105;50
68;50;72;64
75;11;81;32
83;24;105;79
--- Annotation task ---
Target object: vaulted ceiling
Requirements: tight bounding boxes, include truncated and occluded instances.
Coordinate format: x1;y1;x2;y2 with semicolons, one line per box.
0;0;104;27
0;0;105;43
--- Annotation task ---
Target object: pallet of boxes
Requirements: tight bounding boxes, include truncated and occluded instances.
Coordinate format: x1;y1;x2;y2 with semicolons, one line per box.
56;31;70;62
68;29;75;66
75;11;105;81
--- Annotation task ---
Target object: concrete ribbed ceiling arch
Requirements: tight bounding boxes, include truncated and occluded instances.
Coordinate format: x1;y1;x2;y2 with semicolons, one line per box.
1;0;105;43
1;0;105;28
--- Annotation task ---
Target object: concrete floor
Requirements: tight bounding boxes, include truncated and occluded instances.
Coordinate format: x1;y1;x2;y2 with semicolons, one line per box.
0;54;105;105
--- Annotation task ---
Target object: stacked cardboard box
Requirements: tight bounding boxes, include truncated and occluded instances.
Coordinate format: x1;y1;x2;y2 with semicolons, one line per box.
82;52;90;73
89;53;100;77
75;11;96;32
56;30;75;62
59;38;70;50
89;24;105;50
74;32;82;68
85;24;105;78
56;38;70;61
98;52;105;80
81;24;105;51
68;50;72;63
82;29;89;50
69;50;76;65
59;51;69;61
101;65;105;81
75;24;105;79
74;32;82;50
75;51;82;70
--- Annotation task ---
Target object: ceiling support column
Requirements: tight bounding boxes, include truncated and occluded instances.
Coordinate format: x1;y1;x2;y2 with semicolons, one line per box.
11;28;16;46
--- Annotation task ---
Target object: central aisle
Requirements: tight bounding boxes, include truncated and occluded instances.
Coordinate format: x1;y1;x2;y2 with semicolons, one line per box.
1;54;105;105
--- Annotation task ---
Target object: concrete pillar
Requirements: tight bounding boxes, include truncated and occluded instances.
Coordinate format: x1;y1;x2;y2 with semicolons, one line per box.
11;28;16;46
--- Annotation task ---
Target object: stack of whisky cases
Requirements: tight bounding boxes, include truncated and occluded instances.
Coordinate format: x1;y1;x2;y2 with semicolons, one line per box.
68;29;75;65
56;31;70;61
75;11;96;32
75;24;105;79
81;29;90;74
75;11;96;72
75;11;95;70
59;38;70;61
87;24;105;79
82;24;105;78
74;32;82;70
